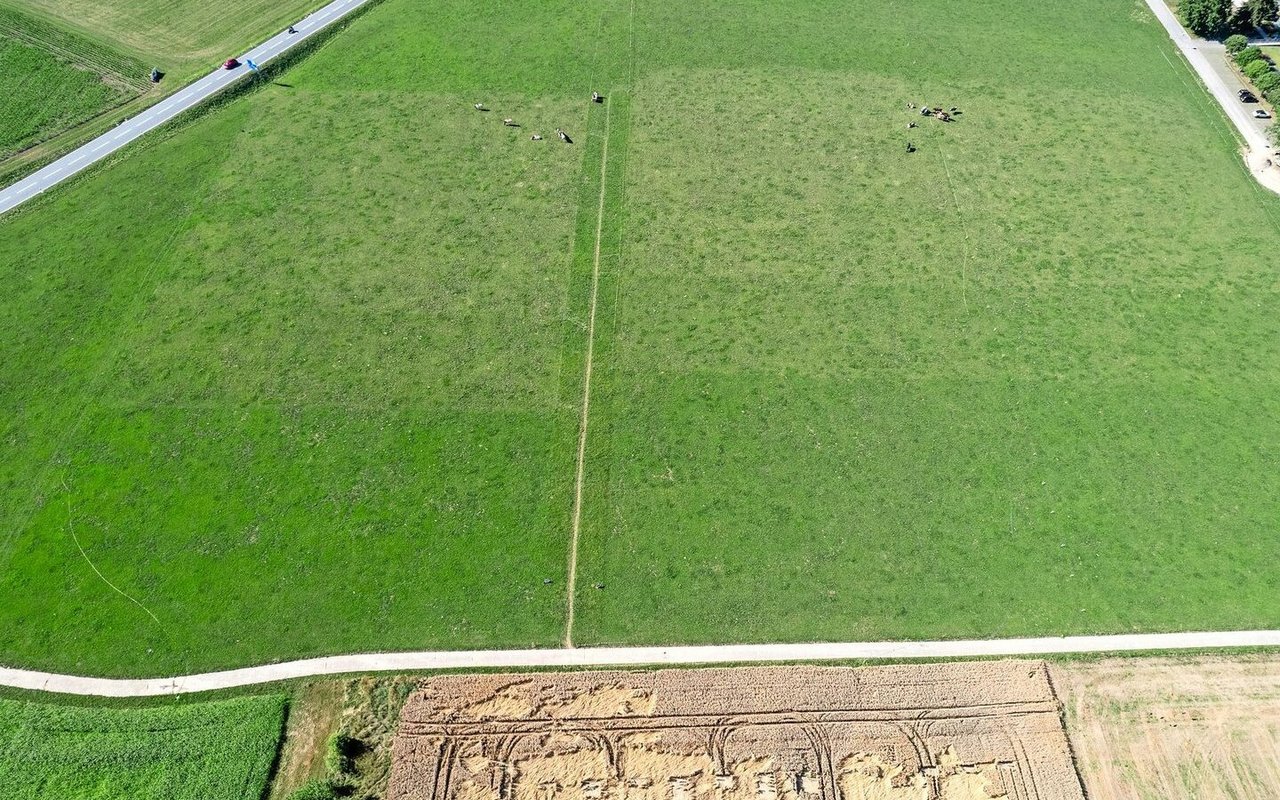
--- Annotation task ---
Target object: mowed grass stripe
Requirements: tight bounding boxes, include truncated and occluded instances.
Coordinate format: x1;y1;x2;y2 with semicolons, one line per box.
565;89;634;647
562;0;635;647
565;98;610;647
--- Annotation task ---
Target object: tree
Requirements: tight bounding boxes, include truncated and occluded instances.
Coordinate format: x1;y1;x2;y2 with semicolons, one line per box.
1249;0;1278;28
1181;0;1233;37
1226;33;1250;52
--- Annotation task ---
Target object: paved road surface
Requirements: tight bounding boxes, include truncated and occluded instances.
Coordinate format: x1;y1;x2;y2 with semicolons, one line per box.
1145;0;1271;155
0;0;373;217
1;630;1277;697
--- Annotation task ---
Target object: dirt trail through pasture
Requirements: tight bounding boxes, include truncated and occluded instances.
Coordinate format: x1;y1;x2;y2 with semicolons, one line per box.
1054;656;1280;799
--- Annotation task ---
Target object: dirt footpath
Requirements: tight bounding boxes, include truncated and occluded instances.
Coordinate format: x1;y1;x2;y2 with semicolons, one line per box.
1052;656;1280;799
386;662;1085;800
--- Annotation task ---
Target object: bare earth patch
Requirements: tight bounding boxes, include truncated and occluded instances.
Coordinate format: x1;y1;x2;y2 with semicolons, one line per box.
386;663;1084;800
1053;656;1280;799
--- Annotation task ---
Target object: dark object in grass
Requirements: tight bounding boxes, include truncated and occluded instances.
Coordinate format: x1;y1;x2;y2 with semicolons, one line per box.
906;142;916;153
531;133;543;140
503;118;519;127
474;102;488;111
149;67;162;83
592;91;603;103
557;128;573;143
543;578;553;584
593;582;605;589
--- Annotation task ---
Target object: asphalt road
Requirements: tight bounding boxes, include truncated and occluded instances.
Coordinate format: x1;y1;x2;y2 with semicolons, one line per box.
1145;0;1271;154
1;630;1278;697
0;0;373;217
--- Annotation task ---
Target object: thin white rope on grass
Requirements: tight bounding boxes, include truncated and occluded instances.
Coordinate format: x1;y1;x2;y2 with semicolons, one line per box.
563;99;613;649
62;479;161;626
937;144;971;314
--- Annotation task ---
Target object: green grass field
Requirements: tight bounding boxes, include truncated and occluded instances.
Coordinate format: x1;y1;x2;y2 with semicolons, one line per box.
0;0;1279;676
0;7;146;158
0;694;285;798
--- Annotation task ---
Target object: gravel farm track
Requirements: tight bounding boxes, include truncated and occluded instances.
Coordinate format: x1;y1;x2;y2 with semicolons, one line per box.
1;631;1278;697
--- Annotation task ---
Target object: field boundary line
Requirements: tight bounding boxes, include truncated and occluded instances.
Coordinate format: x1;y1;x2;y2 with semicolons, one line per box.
564;99;613;649
2;631;1279;697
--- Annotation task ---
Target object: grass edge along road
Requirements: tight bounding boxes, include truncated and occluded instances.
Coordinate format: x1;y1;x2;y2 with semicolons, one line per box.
0;0;375;216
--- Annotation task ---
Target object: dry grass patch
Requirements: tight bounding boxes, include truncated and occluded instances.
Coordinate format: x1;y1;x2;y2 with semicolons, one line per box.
1054;656;1280;799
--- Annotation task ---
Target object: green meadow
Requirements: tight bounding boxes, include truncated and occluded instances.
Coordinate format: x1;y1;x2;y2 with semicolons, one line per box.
0;0;1277;676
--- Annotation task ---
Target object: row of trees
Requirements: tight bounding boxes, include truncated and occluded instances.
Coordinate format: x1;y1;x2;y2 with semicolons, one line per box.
1227;36;1280;98
1181;0;1277;38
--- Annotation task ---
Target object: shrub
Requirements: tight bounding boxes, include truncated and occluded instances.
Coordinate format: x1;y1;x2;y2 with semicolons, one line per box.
1245;58;1273;80
1268;121;1280;145
1226;33;1250;53
1264;84;1280;106
1236;45;1265;66
288;780;337;800
1256;70;1280;93
325;732;361;776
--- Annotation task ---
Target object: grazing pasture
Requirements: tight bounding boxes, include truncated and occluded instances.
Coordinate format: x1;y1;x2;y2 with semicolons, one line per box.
0;0;1278;676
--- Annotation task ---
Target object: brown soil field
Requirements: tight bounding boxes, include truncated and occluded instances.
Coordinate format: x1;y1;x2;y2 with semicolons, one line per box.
1053;656;1280;799
385;663;1085;800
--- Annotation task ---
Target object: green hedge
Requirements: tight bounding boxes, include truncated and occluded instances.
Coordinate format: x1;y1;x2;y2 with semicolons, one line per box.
1244;58;1273;81
1236;45;1265;66
1256;70;1280;93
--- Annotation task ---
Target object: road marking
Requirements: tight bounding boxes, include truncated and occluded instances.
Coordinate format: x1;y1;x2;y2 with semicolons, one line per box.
563;99;613;649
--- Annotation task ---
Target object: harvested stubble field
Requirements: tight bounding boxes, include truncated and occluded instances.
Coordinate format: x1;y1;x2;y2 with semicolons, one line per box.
386;663;1085;800
1054;656;1280;799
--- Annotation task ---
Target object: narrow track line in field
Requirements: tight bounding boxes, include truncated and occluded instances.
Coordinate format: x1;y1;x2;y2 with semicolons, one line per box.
62;478;161;626
564;99;613;649
937;144;970;314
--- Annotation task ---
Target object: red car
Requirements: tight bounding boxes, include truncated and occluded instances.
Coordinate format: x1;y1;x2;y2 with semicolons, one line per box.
222;58;240;70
